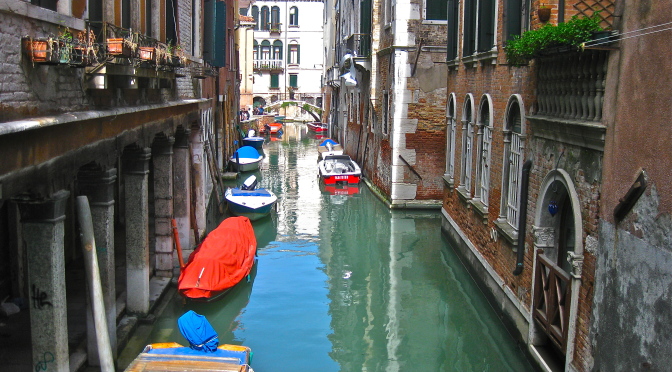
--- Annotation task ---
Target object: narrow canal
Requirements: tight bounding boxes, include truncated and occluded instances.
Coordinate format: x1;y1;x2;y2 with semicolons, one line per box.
121;122;535;371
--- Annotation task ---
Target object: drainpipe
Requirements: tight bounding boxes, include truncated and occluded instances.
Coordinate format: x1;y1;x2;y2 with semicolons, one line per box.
513;160;532;276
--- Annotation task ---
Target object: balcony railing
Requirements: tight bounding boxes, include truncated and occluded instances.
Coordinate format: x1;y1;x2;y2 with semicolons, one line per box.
535;49;609;122
533;250;571;354
345;33;371;58
254;59;284;71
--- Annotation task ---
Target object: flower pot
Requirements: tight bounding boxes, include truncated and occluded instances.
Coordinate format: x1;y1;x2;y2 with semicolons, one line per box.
537;8;551;22
23;38;59;64
138;47;155;62
107;38;132;57
58;41;73;64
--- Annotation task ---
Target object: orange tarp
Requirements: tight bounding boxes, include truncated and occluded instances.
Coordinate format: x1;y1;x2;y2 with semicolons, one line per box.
178;216;257;300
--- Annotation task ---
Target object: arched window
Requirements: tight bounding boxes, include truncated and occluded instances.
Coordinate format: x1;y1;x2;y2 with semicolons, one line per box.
260;40;271;60
253;40;259;60
459;94;475;198
272;40;283;60
289;6;299;26
288;41;300;64
499;95;526;230
445;93;458;184
475;94;494;208
260;6;270;31
252;6;259;30
271;6;281;30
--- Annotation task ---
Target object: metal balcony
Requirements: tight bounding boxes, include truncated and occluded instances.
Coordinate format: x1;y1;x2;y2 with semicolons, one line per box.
253;59;284;72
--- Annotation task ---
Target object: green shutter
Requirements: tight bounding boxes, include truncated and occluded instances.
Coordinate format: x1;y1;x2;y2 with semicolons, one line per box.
289;74;298;87
505;0;522;41
463;0;476;56
478;0;495;52
297;45;300;64
447;0;458;60
426;0;448;21
271;74;279;88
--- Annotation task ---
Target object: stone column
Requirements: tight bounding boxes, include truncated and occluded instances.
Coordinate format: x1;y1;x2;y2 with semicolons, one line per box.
78;166;118;364
190;128;206;239
15;190;71;372
173;130;193;268
153;135;175;278
123;147;151;315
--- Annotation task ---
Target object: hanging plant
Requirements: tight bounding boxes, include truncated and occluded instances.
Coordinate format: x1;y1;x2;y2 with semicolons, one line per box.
505;14;603;66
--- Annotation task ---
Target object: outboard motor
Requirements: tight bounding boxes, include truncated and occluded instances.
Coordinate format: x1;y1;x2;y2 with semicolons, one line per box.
326;142;333;152
247;129;255;137
241;175;258;190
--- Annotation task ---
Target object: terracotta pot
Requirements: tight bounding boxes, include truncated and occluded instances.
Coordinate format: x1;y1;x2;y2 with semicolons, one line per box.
138;47;155;62
24;38;59;64
107;38;132;57
537;7;551;22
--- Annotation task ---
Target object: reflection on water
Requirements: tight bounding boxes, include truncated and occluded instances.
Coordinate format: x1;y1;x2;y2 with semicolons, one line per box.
146;123;534;371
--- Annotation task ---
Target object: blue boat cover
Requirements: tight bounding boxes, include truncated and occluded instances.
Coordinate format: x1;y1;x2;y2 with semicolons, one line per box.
234;146;260;159
231;188;273;197
177;310;219;352
319;138;338;147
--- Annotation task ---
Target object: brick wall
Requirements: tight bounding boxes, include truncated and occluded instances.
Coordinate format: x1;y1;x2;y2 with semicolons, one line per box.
0;12;89;122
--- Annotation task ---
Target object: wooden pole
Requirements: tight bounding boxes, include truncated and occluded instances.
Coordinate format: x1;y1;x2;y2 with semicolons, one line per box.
171;219;186;269
75;196;115;372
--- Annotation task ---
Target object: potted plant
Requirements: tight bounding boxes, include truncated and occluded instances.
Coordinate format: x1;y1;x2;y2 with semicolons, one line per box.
537;4;551;22
57;27;74;64
23;37;59;64
107;30;134;57
505;14;603;65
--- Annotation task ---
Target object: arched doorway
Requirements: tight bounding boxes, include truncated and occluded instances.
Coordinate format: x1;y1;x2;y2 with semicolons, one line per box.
530;168;584;370
253;96;267;109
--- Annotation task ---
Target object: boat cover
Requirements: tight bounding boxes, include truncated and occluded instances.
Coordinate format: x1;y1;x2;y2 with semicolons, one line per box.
233;146;260;159
230;189;273;197
319;138;338;147
178;216;257;300
177;310;219;352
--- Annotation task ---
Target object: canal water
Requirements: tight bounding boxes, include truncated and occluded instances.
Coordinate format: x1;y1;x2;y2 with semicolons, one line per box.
128;123;535;371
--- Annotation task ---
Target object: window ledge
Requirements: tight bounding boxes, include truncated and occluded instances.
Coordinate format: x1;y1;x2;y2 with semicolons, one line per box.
469;199;488;224
422;20;448;25
494;218;518;247
446;59;460;69
442;175;455;189
462;49;498;68
456;185;471;205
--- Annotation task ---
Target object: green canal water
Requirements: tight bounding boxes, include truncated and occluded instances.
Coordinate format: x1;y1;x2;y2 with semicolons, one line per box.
132;123;535;371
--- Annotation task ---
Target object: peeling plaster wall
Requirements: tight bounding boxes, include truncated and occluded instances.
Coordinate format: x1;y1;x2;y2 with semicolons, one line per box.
593;187;672;371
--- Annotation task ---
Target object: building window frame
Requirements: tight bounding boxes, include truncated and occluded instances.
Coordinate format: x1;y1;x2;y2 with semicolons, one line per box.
496;94;526;243
473;94;494;217
289;6;299;26
424;0;448;23
444;93;458;186
458;94;475;199
260;6;270;31
462;0;498;59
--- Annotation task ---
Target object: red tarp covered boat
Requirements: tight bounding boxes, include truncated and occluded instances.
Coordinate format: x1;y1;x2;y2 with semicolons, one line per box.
178;216;257;301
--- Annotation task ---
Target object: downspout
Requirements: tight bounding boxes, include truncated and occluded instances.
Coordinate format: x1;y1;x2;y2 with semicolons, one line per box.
513;160;532;276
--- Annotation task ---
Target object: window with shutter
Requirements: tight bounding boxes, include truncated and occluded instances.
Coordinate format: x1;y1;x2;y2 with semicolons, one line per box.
261;6;270;30
463;0;477;56
271;6;281;29
289;7;299;26
289;74;298;88
270;74;279;88
447;0;459;61
252;6;259;30
425;0;448;21
477;0;496;52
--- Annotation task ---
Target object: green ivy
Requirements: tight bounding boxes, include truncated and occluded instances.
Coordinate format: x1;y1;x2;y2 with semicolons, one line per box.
505;14;602;65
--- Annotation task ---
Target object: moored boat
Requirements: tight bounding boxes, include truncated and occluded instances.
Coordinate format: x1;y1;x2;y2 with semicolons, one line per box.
230;146;263;172
177;217;257;301
242;136;264;150
318;154;362;185
225;175;278;221
125;310;253;371
317;138;344;159
307;121;328;132
260;122;283;135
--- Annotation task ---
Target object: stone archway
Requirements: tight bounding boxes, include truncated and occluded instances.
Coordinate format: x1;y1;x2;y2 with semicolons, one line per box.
530;168;584;370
